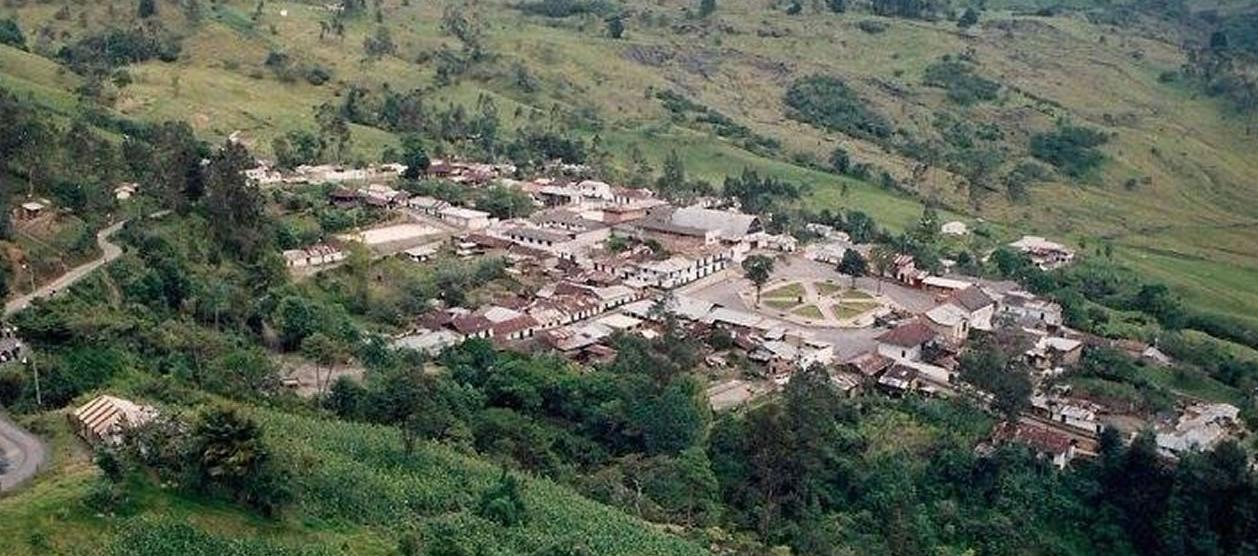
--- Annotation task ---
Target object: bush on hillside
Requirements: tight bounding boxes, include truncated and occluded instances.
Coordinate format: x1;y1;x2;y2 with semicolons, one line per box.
57;27;182;74
923;58;1001;105
783;75;892;140
1029;124;1110;178
514;0;617;18
0;18;25;50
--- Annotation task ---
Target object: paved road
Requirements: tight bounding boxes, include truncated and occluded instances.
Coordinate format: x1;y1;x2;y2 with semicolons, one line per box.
0;411;48;494
4;219;128;317
682;255;931;361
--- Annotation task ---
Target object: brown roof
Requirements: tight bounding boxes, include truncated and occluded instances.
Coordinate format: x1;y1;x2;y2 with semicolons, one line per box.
492;315;538;336
452;314;493;334
876;320;938;348
993;421;1072;454
844;351;893;377
949;286;994;312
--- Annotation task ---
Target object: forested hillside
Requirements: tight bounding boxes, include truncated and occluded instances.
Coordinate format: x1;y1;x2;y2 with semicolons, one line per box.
2;0;1258;554
1;0;1257;323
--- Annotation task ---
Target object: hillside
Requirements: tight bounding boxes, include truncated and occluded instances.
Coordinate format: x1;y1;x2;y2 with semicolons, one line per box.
0;404;704;556
2;0;1258;325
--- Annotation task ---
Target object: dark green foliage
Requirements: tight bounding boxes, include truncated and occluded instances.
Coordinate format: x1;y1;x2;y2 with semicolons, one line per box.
828;146;851;174
57;27;182;74
957;7;978;28
825;0;845;13
784;75;892;140
272;130;320;169
1029;124;1110;178
515;0;617;18
478;471;528;526
0;18;26;50
398;135;430;179
722;169;800;214
837;249;866;284
784;1;802;15
188;407;291;516
472;185;534;219
869;0;949;20
957;335;1032;419
138;0;158;18
698;0;716;18
654;90;781;155
923;58;1001;105
606;15;625;39
856;19;888;33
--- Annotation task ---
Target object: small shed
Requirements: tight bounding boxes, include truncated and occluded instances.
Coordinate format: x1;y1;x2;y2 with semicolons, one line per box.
69;395;158;445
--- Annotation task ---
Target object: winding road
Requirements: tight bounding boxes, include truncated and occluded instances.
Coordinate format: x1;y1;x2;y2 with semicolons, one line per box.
0;218;133;494
4;219;127;317
0;412;47;494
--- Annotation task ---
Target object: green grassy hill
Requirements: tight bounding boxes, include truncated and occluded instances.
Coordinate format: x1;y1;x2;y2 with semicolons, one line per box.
3;0;1257;324
0;405;704;555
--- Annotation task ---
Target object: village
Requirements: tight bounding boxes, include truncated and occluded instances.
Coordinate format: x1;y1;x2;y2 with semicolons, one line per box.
213;157;1246;471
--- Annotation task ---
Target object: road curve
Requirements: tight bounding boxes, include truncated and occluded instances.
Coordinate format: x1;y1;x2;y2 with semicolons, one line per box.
3;219;128;317
0;411;48;494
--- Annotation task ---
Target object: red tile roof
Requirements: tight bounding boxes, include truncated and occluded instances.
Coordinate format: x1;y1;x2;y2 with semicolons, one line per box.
876;320;938;348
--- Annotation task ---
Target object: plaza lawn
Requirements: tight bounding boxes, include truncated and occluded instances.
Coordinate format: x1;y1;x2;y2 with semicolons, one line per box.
762;282;806;299
792;305;825;320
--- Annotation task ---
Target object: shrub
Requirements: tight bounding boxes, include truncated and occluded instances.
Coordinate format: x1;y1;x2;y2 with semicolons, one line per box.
1029;124;1110;178
923;59;1001;105
856;19;887;33
0;18;25;50
514;0;616;18
783;75;892;140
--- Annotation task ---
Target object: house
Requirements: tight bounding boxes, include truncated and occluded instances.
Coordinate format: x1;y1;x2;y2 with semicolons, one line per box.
1025;336;1083;370
828;370;863;397
999;290;1063;329
339;223;441;253
617;205;763;248
282;244;345;268
114;182;139;201
18;201;46;220
0;331;22;363
1010;236;1075;270
403;243;440;263
922;276;973;294
842;351;893;378
941;286;997;332
991;421;1077;469
1031;395;1102;434
392;329;463;355
887;254;927;286
940;221;969;236
1156;403;1243;457
439;207;492;230
407;196;451;216
328;186;360;208
876;320;938;361
69;395;158;446
877;364;919;394
924;303;972;341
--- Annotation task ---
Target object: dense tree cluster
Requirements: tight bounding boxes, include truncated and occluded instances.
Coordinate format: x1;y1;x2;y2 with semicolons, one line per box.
923;57;1002;105
1029;124;1110;178
783;75;893;141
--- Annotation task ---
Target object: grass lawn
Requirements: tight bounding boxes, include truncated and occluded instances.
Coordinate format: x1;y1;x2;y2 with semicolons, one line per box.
841;289;876;301
815;282;844;296
763;297;798;311
835;303;873;320
1143;365;1244;406
762;282;805;299
792;305;824;320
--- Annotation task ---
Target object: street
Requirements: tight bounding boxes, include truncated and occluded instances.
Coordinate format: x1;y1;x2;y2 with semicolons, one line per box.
0;411;48;494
